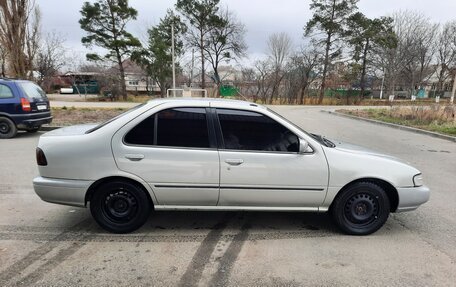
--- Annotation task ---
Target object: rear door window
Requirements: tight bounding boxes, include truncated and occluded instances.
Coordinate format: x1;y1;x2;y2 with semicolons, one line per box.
125;107;210;148
0;84;13;99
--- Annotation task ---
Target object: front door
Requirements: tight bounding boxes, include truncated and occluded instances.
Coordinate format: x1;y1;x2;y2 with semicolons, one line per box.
215;108;328;208
112;106;220;206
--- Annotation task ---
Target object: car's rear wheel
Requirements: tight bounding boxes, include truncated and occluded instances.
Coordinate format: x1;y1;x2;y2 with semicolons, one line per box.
0;117;17;139
331;182;390;235
26;126;41;133
90;181;151;233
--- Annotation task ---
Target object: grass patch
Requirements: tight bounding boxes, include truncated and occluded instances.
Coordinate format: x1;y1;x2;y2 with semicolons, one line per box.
50;107;126;126
338;106;456;136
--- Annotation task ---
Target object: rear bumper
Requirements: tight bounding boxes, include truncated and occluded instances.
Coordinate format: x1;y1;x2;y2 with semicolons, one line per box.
33;176;93;207
12;112;52;128
396;185;430;212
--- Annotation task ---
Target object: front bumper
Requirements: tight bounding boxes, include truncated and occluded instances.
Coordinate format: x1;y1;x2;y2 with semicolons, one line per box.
396;185;430;212
33;176;94;207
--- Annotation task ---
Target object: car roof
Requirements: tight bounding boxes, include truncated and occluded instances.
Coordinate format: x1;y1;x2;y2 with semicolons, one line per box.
146;97;265;109
0;78;33;84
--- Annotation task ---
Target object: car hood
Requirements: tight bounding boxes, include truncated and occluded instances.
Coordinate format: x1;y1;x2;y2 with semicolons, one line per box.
329;139;406;163
42;124;98;137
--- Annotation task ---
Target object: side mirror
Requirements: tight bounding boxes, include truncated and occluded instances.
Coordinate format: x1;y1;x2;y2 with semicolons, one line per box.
299;139;312;154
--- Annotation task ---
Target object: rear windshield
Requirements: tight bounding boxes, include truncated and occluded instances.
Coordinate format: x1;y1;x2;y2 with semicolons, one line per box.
85;103;145;134
18;82;47;101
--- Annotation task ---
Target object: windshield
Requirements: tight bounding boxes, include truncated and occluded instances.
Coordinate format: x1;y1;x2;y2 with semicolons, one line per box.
267;107;335;148
19;82;47;101
85;103;145;134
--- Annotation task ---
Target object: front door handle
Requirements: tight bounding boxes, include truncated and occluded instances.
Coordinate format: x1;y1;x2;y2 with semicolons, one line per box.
225;159;244;166
125;154;145;161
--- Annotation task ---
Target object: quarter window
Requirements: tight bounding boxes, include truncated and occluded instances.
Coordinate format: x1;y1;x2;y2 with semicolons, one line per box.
0;84;13;99
217;109;299;152
125;107;210;148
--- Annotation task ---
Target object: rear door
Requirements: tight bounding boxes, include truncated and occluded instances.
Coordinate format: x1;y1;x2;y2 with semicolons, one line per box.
214;108;328;208
112;105;220;206
0;83;16;114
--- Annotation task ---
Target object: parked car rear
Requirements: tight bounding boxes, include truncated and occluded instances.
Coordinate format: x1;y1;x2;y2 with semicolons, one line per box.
0;78;52;139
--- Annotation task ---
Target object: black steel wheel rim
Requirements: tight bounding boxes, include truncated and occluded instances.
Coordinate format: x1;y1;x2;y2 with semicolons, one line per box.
344;193;379;226
0;122;10;134
102;189;138;223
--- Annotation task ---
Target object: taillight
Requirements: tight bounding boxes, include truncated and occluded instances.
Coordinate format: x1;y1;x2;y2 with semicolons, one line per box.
36;148;48;166
21;97;31;112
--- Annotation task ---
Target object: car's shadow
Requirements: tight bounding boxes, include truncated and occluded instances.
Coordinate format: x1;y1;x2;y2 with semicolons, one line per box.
95;211;341;241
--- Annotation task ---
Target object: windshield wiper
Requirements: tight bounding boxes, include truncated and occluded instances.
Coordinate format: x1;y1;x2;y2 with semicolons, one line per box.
310;133;335;148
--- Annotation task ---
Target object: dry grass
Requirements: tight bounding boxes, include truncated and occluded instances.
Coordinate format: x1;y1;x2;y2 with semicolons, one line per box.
338;105;456;136
50;107;126;126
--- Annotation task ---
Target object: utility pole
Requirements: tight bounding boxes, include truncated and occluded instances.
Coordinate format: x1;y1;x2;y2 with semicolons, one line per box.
451;72;456;105
379;74;385;99
171;21;176;97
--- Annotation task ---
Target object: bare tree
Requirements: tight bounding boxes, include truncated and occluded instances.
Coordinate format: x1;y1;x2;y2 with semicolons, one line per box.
253;59;273;104
288;46;323;104
204;8;247;89
435;21;456;95
26;6;41;78
35;31;68;88
0;0;41;78
372;12;410;96
266;32;292;103
396;12;438;95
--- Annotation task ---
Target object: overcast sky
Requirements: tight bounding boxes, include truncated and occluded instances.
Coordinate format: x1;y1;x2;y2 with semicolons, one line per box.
37;0;456;66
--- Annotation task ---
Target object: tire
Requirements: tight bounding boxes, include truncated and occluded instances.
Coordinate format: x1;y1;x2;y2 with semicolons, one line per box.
0;117;17;139
331;182;390;235
26;126;41;133
90;181;151;233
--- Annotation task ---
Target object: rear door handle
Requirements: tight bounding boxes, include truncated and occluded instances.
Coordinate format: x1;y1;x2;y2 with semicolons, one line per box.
225;159;244;166
125;154;145;161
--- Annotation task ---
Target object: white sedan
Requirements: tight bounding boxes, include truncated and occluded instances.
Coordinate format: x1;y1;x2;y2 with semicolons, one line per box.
33;99;430;235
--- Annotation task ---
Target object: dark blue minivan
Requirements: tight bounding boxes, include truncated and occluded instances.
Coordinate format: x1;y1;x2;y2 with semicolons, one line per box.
0;79;52;139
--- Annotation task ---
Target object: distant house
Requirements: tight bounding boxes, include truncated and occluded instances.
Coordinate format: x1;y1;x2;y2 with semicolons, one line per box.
121;60;159;94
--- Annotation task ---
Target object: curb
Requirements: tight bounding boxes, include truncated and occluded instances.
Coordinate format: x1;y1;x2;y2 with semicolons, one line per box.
322;110;456;143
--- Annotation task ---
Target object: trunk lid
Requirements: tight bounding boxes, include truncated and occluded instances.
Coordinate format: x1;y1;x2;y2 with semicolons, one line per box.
42;124;98;137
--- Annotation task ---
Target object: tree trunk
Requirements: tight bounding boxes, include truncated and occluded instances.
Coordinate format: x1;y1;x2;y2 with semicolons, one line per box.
299;84;308;105
319;33;332;104
116;51;127;101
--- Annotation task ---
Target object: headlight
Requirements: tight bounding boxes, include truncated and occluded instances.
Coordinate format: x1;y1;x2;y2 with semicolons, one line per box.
413;174;424;187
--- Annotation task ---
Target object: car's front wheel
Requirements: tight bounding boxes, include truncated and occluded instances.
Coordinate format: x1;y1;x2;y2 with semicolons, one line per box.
0;117;17;139
331;182;390;235
90;181;151;233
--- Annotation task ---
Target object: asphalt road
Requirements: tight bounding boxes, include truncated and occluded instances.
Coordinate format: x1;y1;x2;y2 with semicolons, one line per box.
0;106;455;286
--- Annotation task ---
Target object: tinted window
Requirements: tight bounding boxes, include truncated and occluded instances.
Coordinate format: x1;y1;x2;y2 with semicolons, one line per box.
217;109;299;152
125;108;210;148
18;82;47;101
157;108;209;148
124;114;155;145
0;84;13;99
